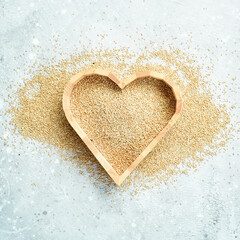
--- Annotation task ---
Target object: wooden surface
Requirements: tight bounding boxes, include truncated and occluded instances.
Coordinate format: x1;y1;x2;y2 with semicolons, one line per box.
62;68;183;186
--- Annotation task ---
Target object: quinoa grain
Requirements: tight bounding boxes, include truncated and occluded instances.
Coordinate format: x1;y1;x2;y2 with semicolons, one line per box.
6;46;232;190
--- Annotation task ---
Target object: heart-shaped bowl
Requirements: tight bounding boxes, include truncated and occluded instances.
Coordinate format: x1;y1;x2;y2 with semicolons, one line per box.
63;68;182;185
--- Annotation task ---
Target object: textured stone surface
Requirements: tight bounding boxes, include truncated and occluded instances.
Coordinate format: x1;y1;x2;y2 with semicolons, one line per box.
0;0;240;239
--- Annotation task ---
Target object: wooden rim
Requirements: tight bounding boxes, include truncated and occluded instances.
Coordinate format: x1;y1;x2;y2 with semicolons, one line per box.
63;68;183;186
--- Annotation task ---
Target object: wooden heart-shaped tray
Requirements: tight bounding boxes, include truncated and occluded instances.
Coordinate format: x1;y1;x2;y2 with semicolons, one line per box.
63;68;182;185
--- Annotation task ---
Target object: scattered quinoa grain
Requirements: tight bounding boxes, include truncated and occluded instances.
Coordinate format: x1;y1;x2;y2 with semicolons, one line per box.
6;45;233;191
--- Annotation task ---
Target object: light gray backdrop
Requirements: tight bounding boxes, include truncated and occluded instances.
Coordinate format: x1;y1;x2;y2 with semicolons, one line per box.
0;0;240;239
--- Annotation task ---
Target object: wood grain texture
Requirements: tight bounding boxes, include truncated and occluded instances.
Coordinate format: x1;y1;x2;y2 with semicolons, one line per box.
62;68;183;186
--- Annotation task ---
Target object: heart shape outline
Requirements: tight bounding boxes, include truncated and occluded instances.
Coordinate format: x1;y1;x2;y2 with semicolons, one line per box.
63;68;182;185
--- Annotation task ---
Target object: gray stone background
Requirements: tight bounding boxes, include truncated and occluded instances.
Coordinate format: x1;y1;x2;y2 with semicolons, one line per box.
0;0;240;239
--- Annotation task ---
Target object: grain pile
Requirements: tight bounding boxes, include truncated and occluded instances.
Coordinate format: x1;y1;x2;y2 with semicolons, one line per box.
6;46;232;190
70;75;176;174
